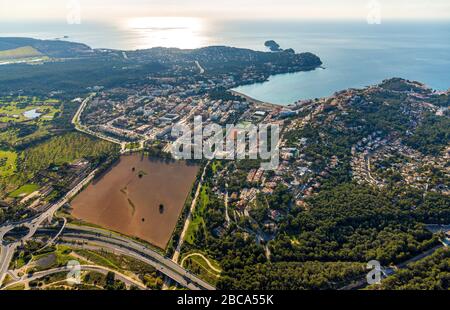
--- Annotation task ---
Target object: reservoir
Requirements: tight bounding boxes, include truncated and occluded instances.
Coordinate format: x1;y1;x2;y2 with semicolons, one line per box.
70;154;199;249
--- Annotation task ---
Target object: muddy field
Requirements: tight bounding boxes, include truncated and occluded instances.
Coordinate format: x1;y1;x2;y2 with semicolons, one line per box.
70;154;199;248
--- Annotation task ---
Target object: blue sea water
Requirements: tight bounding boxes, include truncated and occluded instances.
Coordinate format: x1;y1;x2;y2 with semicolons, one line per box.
230;21;450;104
1;19;449;104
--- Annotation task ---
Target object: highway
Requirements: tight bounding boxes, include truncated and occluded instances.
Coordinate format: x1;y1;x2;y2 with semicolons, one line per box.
0;169;98;286
0;244;17;285
59;225;215;290
2;219;215;289
2;264;147;290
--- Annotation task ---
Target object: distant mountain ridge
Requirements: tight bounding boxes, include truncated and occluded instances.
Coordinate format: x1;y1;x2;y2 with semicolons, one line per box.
0;37;323;95
0;37;93;58
0;37;322;67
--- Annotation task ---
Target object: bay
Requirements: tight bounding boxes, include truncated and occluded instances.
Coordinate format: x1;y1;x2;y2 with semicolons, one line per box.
1;19;449;104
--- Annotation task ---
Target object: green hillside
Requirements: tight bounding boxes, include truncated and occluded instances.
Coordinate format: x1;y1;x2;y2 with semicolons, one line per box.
0;46;42;61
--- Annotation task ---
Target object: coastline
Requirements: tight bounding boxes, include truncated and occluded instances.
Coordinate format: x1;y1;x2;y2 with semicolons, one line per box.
229;90;284;109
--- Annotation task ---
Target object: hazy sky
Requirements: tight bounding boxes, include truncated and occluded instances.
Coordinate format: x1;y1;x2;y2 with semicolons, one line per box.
1;0;450;22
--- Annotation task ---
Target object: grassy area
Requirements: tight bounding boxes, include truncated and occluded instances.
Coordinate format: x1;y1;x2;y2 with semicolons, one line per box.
30;245;83;272
9;183;39;198
0;125;51;146
182;253;221;286
211;161;222;174
74;248;157;276
11;132;118;187
185;185;209;244
82;271;108;288
74;248;164;289
0;150;17;177
74;249;120;270
1;274;14;287
5;283;25;290
0;96;61;147
182;252;222;272
29;271;68;289
11;255;28;270
29;245;158;288
0;97;60;123
0;46;42;60
125;142;140;150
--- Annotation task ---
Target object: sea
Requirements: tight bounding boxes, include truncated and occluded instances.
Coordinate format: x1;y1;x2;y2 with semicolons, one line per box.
1;19;450;105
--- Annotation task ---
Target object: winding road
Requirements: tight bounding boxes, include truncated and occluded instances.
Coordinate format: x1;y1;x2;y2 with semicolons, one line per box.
180;253;221;274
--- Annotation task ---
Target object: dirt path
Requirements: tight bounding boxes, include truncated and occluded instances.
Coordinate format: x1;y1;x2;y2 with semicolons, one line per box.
172;162;210;263
180;253;221;274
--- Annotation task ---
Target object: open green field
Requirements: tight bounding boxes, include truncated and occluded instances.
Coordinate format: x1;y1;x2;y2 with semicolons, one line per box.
0;46;42;60
185;185;209;244
0;95;61;146
5;283;25;290
0;150;17;177
0;96;60;123
28;245;87;273
9;183;39;198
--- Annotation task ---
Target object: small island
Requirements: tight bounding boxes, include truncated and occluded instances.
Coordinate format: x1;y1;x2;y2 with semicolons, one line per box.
264;40;282;52
264;40;296;54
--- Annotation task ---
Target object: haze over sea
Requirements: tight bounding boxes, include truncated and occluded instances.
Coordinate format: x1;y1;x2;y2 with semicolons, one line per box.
1;19;450;105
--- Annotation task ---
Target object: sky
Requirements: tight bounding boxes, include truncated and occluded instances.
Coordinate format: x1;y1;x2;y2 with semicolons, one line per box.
1;0;450;22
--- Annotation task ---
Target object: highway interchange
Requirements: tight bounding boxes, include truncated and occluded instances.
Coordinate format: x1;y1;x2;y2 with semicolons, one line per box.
2;264;148;290
0;93;216;290
0;167;215;290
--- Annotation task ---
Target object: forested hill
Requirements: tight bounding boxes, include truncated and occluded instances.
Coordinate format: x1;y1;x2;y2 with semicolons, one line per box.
0;37;322;95
130;46;322;73
0;37;323;66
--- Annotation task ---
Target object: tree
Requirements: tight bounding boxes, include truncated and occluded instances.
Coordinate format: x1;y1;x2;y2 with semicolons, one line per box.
105;271;115;289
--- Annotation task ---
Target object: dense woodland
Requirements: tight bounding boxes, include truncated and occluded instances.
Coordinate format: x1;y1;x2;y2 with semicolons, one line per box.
405;113;450;156
185;179;448;289
183;80;449;290
0;132;119;223
0;57;166;96
1;132;118;190
375;248;450;290
17;132;118;181
218;261;365;290
0;38;322;97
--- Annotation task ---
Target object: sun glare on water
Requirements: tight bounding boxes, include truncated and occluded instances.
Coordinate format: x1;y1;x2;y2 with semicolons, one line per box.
124;17;207;49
